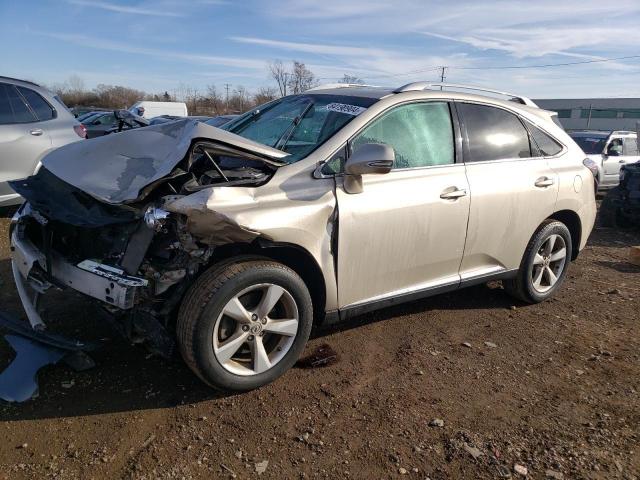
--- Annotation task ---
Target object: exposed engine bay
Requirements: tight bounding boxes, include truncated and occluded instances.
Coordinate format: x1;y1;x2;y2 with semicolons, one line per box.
9;120;287;358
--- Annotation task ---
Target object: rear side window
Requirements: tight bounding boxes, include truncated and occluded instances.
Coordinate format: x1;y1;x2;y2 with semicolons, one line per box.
529;125;563;156
458;103;532;162
92;113;116;125
351;102;454;169
17;86;55;121
0;83;37;124
623;137;639;156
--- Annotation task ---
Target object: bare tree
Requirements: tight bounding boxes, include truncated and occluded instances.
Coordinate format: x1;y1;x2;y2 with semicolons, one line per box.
269;60;289;97
339;74;364;84
254;86;278;106
67;74;86;94
288;61;317;94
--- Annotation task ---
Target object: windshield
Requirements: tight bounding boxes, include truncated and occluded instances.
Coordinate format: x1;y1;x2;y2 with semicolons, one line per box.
569;133;608;155
222;94;377;163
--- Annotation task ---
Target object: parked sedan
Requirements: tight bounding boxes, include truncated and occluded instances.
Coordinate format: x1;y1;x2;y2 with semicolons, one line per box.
8;83;596;391
82;111;118;138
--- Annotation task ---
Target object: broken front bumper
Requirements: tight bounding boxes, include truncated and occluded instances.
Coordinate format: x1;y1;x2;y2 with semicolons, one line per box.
10;204;149;329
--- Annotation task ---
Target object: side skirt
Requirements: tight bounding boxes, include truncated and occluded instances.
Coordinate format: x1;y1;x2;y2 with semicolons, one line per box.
330;269;518;323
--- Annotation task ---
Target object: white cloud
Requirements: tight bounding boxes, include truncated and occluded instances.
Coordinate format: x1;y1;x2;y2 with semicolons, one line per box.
35;31;267;70
66;0;185;17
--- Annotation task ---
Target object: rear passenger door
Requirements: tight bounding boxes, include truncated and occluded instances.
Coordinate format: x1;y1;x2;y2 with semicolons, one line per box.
0;83;52;203
456;102;559;279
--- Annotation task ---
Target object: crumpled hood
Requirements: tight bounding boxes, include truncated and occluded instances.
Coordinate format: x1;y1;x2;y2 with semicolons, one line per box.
40;119;289;205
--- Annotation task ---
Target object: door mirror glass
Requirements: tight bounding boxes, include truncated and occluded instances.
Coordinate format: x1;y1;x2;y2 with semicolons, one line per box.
345;143;395;175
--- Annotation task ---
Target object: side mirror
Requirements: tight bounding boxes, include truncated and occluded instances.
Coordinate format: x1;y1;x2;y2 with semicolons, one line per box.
343;143;394;194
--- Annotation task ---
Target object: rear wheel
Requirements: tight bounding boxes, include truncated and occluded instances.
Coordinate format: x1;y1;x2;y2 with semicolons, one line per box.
503;220;572;304
176;259;313;391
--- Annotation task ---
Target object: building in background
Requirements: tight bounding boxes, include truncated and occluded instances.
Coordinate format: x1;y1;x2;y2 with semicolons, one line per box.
534;98;640;132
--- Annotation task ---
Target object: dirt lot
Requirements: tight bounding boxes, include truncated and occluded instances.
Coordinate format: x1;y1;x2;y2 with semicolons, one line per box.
0;208;638;480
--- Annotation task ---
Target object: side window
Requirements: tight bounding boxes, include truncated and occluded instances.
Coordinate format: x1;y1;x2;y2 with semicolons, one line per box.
623;137;639;156
0;83;36;124
321;145;347;175
17;87;55;121
459;103;532;162
529;125;563;157
351;102;454;169
96;113;116;125
0;83;13;124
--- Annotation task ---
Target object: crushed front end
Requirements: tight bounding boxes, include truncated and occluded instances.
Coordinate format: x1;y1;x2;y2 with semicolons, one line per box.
7;120;285;358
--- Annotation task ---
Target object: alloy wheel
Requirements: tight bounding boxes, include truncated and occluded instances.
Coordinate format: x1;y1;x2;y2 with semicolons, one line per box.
531;234;567;294
213;283;299;376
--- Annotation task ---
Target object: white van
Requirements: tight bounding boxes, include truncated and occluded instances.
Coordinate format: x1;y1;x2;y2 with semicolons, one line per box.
129;101;188;119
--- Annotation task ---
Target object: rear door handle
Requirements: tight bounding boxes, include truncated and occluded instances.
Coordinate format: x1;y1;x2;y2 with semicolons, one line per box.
534;177;554;188
29;129;43;136
440;187;467;200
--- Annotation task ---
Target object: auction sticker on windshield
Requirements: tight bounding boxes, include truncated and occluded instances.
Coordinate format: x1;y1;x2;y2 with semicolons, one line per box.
326;103;367;116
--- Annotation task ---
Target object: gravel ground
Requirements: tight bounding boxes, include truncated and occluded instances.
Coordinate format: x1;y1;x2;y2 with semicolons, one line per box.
0;208;638;480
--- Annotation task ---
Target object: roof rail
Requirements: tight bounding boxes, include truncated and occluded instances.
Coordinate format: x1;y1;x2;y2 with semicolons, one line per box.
0;76;42;88
393;82;538;108
611;130;635;135
305;83;379;92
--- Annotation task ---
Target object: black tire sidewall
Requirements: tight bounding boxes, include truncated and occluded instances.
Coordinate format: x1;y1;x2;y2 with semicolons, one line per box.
522;222;572;303
190;263;312;391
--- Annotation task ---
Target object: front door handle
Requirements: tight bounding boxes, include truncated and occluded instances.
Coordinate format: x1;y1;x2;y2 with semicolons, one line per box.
440;187;467;200
29;129;43;136
534;177;555;188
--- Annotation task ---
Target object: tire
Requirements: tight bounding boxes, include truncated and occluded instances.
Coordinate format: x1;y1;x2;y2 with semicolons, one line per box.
176;259;313;392
503;220;572;304
599;186;622;228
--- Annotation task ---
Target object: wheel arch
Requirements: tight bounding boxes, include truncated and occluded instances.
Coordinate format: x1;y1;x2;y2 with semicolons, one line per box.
207;240;328;323
547;209;581;260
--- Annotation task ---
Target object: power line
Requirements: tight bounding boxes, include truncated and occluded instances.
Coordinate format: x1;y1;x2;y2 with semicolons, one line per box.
452;54;640;70
320;54;640;84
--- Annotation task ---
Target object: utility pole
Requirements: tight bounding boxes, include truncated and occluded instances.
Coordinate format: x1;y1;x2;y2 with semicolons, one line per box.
586;103;593;129
440;66;447;90
224;83;231;113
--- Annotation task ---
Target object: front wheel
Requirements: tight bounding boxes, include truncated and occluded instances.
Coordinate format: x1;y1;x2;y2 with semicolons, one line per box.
176;259;313;391
503;220;572;304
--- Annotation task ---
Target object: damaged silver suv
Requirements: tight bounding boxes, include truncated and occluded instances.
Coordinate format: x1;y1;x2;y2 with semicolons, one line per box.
9;83;597;391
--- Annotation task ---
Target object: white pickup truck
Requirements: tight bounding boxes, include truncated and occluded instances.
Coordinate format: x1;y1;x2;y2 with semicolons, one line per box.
568;129;640;191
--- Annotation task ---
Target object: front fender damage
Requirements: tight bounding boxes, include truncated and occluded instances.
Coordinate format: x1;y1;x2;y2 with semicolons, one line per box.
163;191;263;246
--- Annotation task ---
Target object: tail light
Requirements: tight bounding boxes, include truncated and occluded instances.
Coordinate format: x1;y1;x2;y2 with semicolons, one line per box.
583;158;599;178
73;124;87;139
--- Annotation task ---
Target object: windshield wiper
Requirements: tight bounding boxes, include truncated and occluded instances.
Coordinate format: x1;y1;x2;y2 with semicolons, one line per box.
226;101;279;132
273;100;315;151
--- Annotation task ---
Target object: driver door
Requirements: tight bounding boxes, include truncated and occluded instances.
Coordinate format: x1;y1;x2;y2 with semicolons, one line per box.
335;102;470;309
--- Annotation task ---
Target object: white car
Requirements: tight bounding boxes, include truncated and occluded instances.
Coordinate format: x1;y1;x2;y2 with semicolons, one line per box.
0;76;86;206
568;130;640;191
129;101;188;119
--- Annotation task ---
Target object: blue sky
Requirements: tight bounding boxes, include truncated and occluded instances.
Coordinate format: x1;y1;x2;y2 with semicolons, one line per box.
2;0;640;98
